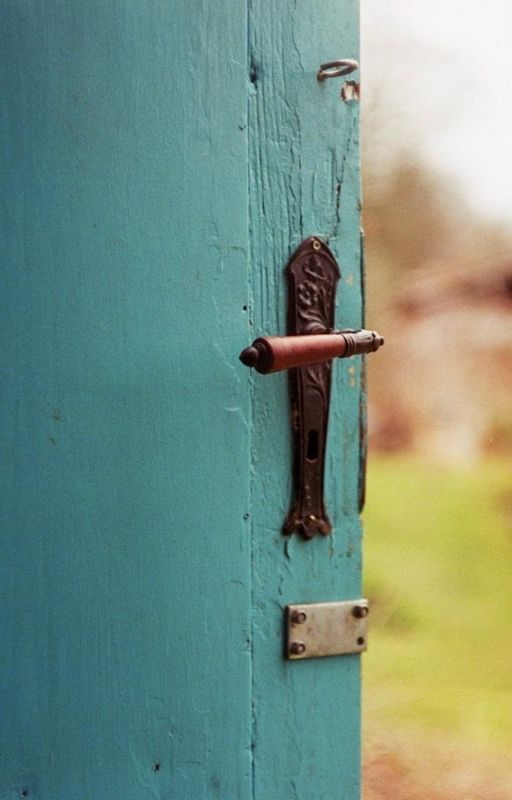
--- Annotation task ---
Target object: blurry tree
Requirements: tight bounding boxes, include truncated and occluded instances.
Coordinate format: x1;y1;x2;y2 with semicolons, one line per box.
361;145;512;459
362;150;512;325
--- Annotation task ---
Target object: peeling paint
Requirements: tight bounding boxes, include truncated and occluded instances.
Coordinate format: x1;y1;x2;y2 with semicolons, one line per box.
341;80;360;103
248;2;363;798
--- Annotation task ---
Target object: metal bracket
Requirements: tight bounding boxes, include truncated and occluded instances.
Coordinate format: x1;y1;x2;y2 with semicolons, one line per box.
286;600;369;660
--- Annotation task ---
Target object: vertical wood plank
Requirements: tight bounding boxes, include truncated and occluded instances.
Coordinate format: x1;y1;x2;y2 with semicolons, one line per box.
248;1;363;797
0;2;251;798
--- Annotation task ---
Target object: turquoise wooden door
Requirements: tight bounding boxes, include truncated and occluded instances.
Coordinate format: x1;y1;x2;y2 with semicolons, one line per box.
1;2;362;799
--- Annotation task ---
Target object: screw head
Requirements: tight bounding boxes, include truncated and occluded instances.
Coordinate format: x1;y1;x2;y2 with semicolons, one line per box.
291;609;307;624
289;641;306;656
352;604;369;619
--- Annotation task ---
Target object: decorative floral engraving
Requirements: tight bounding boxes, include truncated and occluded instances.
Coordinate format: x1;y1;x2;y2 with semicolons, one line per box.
296;255;332;330
284;238;340;538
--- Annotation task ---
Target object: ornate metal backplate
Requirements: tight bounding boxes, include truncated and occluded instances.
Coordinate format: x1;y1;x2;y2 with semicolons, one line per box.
283;237;340;538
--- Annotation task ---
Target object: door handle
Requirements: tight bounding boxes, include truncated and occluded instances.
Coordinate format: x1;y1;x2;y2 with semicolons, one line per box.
239;328;383;374
239;237;383;538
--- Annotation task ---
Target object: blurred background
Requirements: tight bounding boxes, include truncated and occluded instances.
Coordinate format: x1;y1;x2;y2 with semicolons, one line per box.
360;1;512;797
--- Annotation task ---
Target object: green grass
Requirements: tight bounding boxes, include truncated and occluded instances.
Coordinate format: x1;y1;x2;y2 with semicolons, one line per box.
363;455;512;749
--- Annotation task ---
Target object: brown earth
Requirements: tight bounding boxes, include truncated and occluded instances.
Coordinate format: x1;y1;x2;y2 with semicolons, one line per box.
363;731;512;800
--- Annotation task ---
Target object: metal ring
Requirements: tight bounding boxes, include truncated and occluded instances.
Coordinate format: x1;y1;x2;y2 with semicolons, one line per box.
317;59;359;81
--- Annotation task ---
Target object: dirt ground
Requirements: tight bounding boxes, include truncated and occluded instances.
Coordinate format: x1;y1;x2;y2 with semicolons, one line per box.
363;731;512;800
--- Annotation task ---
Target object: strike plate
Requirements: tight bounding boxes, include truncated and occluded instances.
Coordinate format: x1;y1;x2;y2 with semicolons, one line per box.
286;600;369;660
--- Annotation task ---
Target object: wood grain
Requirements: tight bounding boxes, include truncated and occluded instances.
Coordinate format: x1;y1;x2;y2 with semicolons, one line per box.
1;1;363;797
0;2;251;798
248;1;363;797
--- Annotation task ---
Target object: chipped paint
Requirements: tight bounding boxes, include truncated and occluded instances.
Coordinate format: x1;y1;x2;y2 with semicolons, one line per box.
341;81;360;103
248;1;363;797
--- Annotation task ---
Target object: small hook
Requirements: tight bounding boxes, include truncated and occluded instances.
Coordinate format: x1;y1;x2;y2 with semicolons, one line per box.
317;59;358;81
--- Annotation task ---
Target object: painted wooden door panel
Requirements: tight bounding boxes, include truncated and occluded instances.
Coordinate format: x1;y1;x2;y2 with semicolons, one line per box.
1;3;251;799
249;3;363;798
1;1;362;799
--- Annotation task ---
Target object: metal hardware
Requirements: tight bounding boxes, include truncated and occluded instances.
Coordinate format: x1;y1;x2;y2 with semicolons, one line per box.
239;237;384;539
351;604;369;619
317;59;359;81
239;329;383;375
286;600;369;660
285;237;339;537
290;609;307;624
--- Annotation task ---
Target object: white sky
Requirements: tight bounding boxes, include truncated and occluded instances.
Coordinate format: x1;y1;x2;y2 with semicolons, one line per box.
362;0;512;223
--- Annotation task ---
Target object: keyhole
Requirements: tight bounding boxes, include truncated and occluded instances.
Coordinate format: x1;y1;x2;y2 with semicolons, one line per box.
306;430;319;461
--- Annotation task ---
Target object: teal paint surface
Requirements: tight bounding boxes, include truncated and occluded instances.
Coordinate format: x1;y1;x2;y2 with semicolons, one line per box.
1;3;251;798
248;2;363;798
1;1;362;798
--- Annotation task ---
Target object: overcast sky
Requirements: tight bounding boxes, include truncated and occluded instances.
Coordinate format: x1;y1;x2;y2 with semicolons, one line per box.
362;0;512;223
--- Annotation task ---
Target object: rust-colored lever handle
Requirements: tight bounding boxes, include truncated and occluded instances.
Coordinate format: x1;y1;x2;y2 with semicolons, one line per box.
239;329;384;374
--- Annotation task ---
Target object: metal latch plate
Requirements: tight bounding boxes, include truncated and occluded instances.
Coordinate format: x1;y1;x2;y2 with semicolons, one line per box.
286;599;369;660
